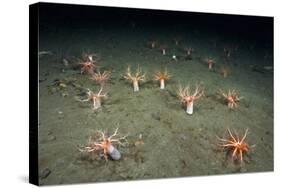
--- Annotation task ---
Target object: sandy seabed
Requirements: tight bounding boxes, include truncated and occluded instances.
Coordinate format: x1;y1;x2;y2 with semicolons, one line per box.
38;26;273;185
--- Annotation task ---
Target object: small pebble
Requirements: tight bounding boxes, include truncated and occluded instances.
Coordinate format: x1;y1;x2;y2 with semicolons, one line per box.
47;135;56;141
62;58;69;67
59;83;67;88
61;92;68;97
179;134;187;140
40;168;51;179
151;112;161;121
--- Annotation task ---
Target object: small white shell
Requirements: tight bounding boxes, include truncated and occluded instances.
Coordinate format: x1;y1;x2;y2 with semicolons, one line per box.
107;145;121;160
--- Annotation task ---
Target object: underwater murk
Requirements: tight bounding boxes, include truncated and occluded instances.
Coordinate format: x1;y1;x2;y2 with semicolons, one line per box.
37;3;273;185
